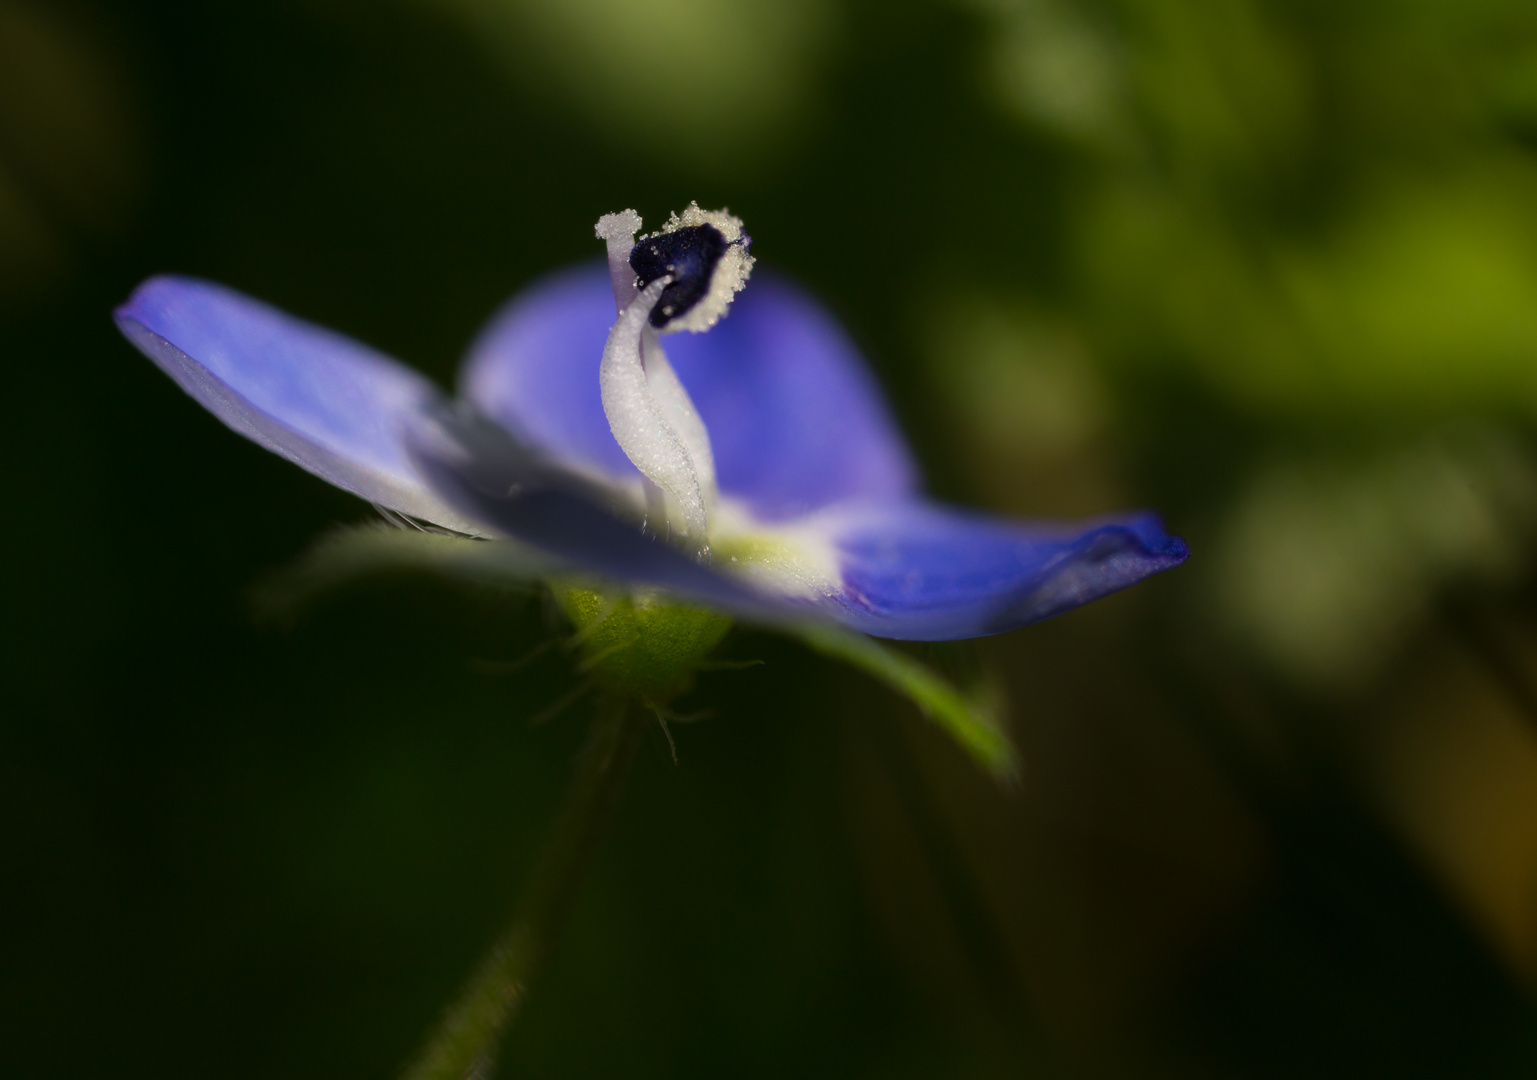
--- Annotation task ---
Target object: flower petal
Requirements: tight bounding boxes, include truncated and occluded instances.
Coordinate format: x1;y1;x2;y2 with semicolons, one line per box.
460;263;919;520
822;503;1190;640
414;409;1187;640
116;275;479;532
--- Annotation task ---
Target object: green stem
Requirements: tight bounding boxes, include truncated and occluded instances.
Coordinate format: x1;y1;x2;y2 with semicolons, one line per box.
402;697;644;1080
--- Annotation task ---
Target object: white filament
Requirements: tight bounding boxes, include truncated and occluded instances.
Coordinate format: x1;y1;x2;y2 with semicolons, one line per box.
594;209;642;309
600;277;711;547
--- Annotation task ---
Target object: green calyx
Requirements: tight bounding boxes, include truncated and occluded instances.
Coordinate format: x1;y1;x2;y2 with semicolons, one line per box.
553;584;733;703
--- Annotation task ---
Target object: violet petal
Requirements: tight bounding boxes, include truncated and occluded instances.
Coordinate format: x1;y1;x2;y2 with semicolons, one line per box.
824;502;1190;640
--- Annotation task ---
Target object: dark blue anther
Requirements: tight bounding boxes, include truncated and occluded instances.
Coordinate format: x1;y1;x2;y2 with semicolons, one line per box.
629;224;731;328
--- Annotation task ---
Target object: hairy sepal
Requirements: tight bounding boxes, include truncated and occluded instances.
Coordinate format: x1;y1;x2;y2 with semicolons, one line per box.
554;583;733;703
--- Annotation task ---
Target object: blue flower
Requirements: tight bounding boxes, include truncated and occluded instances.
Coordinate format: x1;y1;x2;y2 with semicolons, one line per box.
115;205;1187;647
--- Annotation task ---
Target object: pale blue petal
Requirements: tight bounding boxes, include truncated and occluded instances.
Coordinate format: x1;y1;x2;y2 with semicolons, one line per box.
116;275;479;532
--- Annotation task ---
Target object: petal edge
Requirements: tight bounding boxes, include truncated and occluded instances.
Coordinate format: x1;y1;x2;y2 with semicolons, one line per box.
823;503;1190;640
117;276;479;532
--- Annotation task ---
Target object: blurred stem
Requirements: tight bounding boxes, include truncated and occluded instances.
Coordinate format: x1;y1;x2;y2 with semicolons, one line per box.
402;696;644;1080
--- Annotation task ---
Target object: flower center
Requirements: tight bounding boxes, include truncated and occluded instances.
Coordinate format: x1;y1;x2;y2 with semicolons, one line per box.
593;204;754;556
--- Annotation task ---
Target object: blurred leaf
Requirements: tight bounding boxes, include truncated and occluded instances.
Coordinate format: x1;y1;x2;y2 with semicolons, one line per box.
404;0;833;171
0;1;143;304
1082;162;1537;417
1215;427;1537;688
252;524;552;619
1281;164;1537;409
964;0;1128;149
922;293;1120;515
1126;0;1312;185
794;623;1018;780
1365;637;1537;976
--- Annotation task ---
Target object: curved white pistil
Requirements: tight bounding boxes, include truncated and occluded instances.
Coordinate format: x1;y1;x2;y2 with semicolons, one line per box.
600;277;711;547
641;328;718;510
595;210;720;551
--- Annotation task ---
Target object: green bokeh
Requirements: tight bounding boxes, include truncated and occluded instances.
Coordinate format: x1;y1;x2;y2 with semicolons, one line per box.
6;0;1537;1077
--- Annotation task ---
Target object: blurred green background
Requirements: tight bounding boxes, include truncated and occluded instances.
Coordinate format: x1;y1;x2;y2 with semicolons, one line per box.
7;0;1537;1075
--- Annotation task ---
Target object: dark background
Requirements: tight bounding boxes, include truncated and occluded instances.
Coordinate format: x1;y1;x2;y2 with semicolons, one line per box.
7;0;1537;1075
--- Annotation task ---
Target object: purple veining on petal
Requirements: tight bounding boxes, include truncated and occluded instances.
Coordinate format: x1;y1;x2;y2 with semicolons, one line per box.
822;503;1191;640
460;262;918;520
115;275;476;531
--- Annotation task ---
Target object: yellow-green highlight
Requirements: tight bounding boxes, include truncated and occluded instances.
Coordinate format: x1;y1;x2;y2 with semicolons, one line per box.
554;584;733;702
